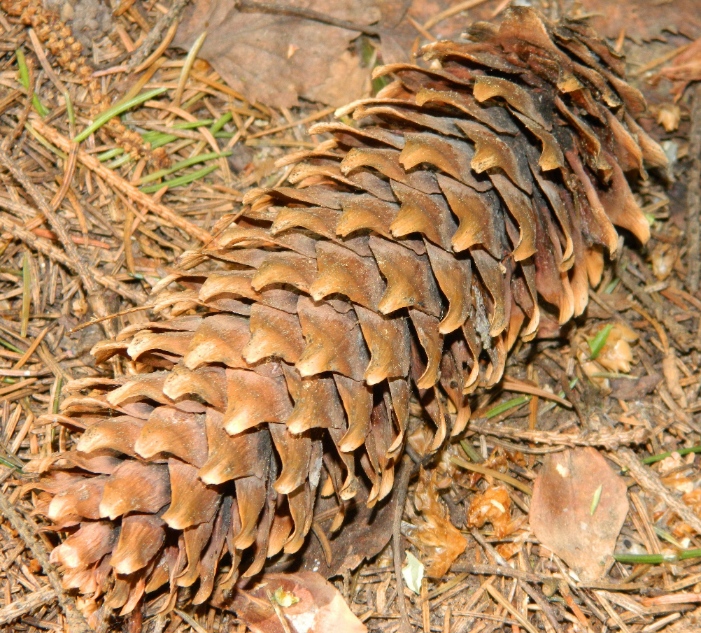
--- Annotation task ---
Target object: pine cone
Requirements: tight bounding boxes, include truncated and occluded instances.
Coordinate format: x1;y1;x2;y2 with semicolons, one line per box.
35;7;665;615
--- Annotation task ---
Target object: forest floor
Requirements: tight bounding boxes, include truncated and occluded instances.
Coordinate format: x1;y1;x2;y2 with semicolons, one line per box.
1;0;701;632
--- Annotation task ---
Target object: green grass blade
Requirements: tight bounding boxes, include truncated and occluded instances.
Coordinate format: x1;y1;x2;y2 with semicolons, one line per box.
139;151;231;184
74;87;168;143
140;164;218;193
16;48;49;116
588;323;613;360
485;395;530;419
642;445;701;465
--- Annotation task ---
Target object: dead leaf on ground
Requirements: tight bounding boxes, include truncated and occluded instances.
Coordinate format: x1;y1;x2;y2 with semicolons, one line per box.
530;447;629;581
656;37;701;100
173;0;380;108
409;467;467;577
216;571;366;633
574;0;701;42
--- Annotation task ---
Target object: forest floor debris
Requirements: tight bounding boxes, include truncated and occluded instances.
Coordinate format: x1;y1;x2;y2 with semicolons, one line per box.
1;0;701;632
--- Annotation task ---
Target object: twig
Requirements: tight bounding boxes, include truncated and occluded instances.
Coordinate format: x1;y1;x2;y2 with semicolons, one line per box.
235;0;381;36
0;491;93;632
0;214;146;304
518;581;561;633
501;376;571;408
126;0;191;71
392;455;414;633
0;145;124;332
616;447;701;535
423;0;491;31
0;147;95;293
131;22;179;74
484;584;539;633
30;118;212;244
450;563;545;584
686;83;701;292
632;42;692;77
1;58;34;152
451;456;532;495
466;419;648;450
0;586;56;625
469;527;507;566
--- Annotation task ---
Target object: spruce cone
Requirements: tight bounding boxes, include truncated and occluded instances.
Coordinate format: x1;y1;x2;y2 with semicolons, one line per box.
35;7;665;615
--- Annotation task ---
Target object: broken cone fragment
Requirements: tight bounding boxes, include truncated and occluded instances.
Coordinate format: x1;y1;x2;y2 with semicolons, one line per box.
32;7;664;614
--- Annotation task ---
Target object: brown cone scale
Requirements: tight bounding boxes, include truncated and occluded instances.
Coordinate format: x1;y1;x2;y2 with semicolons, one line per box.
36;7;665;614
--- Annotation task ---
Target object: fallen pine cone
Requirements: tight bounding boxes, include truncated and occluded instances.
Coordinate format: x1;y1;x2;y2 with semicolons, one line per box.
30;6;666;618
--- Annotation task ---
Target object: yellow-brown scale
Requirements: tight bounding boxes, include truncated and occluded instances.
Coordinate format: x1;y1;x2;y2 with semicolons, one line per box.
31;7;666;616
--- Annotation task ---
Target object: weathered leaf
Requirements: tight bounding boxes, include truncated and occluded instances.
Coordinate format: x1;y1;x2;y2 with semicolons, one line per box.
219;571;366;633
173;0;380;108
530;448;629;581
402;551;424;595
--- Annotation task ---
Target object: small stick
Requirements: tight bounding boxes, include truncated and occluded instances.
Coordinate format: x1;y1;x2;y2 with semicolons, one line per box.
132;21;179;74
235;0;380;36
484;584;539;633
0;586;56;625
686;83;701;292
0;147;95;294
392;455;414;633
126;0;191;71
470;527;508;566
616;447;701;535
0;214;146;304
466;419;648;450
450;563;545;584
30;118;212;244
423;0;490;30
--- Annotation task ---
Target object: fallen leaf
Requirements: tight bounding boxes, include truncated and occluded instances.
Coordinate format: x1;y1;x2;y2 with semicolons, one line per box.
529;447;629;581
173;0;380;108
576;0;701;42
219;571;367;633
409;467;467;577
402;551;424;594
657;37;701;99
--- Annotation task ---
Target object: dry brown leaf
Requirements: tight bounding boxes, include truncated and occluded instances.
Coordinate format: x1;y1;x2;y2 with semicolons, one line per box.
655;35;701;100
576;0;701;42
173;0;380;108
530;448;629;581
220;571;366;633
410;468;467;577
